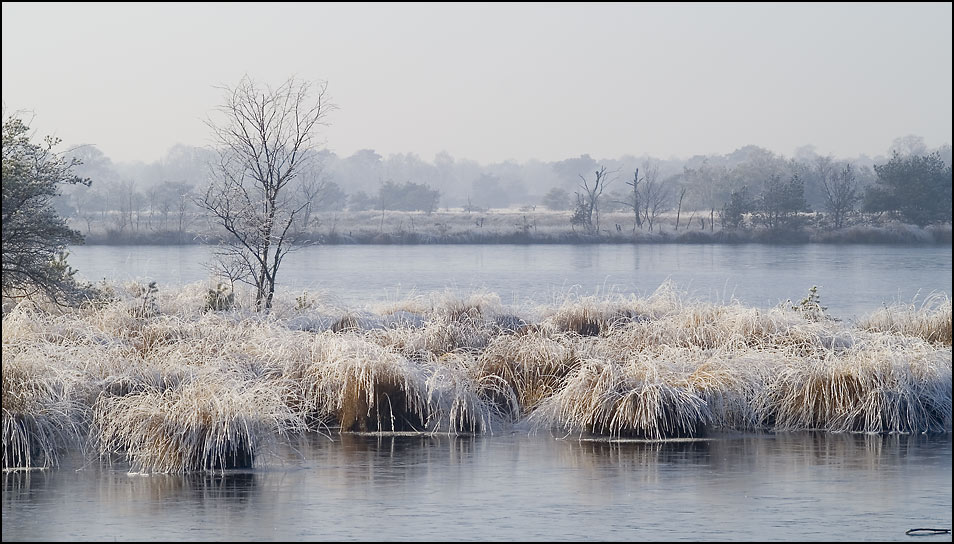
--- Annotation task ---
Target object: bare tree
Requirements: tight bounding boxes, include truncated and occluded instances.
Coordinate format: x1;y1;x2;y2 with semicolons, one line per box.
573;166;614;234
108;179;142;235
640;163;671;232
682;159;726;231
199;75;335;311
618;168;642;232
674;186;688;230
822;163;860;230
294;155;330;235
168;182;195;240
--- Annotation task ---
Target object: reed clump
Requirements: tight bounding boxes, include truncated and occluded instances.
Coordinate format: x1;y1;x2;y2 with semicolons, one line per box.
529;359;713;439
475;330;580;416
858;294;952;346
540;297;642;337
367;293;505;357
292;332;509;434
2;351;85;469
755;333;951;433
93;376;305;473
2;280;951;475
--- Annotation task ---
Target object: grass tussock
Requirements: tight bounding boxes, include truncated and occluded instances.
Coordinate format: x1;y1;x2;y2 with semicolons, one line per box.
93;376;305;474
2;354;85;470
2;280;951;472
529;359;713;439
292;333;509;434
756;335;951;433
858;294;952;346
476;330;580;416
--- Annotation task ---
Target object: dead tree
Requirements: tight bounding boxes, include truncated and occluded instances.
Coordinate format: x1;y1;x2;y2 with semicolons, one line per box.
574;166;614;234
625;168;643;232
199;75;335;311
674;186;688;230
640;163;671;233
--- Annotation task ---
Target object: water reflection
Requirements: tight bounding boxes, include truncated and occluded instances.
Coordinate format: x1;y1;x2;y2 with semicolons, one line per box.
2;431;950;541
554;437;712;475
2;469;51;505
551;431;951;472
92;470;260;509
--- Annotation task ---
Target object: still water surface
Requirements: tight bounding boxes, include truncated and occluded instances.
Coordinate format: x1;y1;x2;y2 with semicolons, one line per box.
2;432;951;541
67;244;953;319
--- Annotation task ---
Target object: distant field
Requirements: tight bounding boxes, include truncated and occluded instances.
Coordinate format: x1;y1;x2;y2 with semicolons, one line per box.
71;208;952;245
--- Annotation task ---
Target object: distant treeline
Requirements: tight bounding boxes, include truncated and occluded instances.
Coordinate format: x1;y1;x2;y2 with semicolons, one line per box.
58;136;951;245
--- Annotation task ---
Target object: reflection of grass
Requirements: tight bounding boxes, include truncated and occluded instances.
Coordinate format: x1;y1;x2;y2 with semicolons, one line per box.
2;281;950;470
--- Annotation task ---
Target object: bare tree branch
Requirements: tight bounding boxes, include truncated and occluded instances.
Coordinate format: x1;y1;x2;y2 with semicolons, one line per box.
197;76;336;311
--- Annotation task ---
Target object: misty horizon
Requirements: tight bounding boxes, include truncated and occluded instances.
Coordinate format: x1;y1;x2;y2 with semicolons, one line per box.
3;2;951;166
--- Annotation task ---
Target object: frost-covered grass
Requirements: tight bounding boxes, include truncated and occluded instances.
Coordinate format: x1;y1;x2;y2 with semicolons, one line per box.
93;375;305;474
2;281;950;471
858;293;952;346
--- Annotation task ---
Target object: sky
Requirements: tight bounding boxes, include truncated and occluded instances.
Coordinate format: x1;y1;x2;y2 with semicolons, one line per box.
2;2;952;165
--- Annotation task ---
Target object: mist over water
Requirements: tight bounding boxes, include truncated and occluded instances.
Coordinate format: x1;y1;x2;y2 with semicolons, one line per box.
68;243;953;320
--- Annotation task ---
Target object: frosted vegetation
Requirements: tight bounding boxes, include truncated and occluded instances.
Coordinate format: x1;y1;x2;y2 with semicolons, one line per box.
2;282;950;473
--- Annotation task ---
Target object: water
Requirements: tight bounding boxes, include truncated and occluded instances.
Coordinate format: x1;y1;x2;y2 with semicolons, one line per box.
2;432;951;541
7;243;950;541
66;243;952;320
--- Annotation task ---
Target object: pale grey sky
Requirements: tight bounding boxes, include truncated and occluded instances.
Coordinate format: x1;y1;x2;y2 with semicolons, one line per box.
2;2;951;164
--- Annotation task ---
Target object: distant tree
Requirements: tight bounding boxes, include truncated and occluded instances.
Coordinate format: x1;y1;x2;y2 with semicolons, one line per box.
1;113;91;304
116;179;144;233
379;180;440;213
614;168;642;232
541;187;571;211
312;181;348;212
348;190;375;211
155;181;196;238
573;166;613;234
720;186;753;230
293;159;345;233
865;151;952;226
752;172;808;231
821;163;861;230
553;154;598;190
889;134;928;157
937;144;952;168
199;75;335;311
471;173;510;209
861;184;895;220
682;159;728;231
640;163;671;233
674;185;688;230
